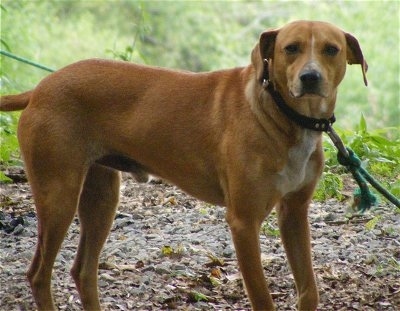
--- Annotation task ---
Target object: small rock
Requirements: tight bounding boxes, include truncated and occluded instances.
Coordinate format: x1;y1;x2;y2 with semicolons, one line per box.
13;224;25;235
323;213;336;222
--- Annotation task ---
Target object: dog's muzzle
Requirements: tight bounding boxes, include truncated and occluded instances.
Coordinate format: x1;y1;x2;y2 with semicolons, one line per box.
291;68;327;98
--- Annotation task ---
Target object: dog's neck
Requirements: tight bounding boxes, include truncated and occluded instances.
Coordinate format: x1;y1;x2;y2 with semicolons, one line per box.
265;81;336;132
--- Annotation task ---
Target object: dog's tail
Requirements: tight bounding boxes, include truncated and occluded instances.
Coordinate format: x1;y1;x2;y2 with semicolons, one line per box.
0;90;33;111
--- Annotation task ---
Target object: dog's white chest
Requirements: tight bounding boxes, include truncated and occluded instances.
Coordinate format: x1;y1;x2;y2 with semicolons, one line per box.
277;132;319;196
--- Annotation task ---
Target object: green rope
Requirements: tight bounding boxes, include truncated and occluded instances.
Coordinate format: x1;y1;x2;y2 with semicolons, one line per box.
337;148;377;212
0;50;55;73
327;126;400;212
337;147;400;212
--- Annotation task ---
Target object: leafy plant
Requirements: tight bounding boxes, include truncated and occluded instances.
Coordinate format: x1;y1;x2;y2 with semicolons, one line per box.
0;113;19;162
107;45;135;62
188;290;209;303
314;172;345;202
262;212;280;238
0;112;21;182
161;244;185;258
365;215;382;231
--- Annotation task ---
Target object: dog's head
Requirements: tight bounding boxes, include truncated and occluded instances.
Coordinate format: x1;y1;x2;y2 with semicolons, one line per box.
251;20;368;101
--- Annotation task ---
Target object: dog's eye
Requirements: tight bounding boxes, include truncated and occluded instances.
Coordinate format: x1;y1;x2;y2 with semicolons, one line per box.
284;44;300;55
324;45;339;56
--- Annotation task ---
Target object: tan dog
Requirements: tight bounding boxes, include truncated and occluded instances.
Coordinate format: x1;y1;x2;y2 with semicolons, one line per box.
0;20;367;310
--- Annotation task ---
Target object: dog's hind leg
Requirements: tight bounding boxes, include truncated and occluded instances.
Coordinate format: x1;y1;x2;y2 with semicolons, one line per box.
24;160;88;310
18;109;91;310
70;164;120;310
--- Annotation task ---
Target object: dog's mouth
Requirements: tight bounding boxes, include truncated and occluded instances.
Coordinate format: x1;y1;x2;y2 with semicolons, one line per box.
289;88;328;99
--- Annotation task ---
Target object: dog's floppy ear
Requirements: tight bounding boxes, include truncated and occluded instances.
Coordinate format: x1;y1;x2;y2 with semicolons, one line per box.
251;29;279;83
345;32;368;86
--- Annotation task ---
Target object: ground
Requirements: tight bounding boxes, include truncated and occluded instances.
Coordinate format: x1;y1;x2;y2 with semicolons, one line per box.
1;167;399;310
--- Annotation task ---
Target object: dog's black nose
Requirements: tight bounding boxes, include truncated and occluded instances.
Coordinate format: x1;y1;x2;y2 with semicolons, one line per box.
300;69;322;84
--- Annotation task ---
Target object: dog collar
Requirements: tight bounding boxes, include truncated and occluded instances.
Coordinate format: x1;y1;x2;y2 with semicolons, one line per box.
263;79;336;132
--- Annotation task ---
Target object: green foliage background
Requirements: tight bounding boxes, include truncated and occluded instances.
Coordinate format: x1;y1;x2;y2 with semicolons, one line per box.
1;0;399;200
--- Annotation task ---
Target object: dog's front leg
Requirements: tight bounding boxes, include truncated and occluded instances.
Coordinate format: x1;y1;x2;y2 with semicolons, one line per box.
277;187;319;311
226;194;276;311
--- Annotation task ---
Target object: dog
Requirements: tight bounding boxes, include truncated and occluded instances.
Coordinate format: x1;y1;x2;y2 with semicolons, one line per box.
0;20;367;310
